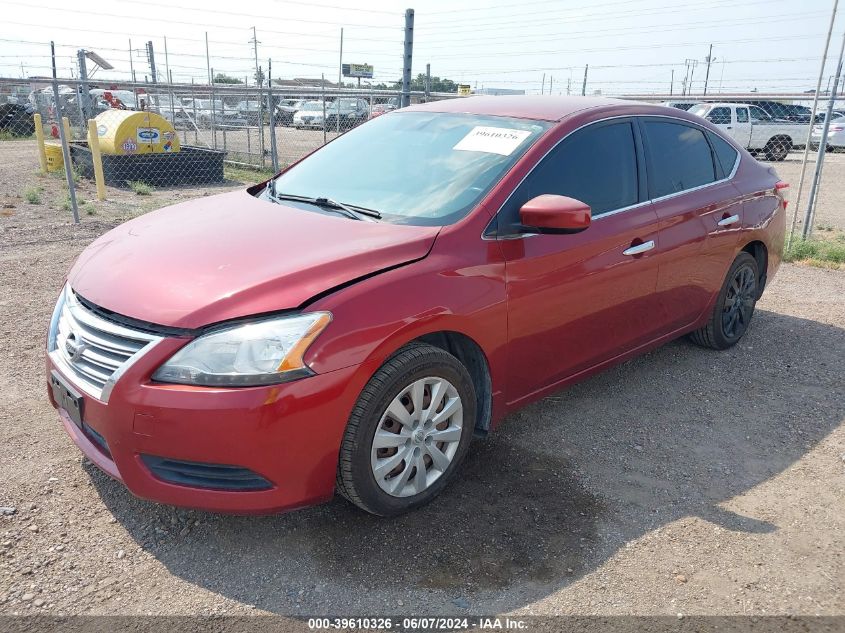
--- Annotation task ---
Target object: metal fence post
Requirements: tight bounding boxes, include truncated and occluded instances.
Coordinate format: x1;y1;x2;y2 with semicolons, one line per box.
803;28;845;239
51;42;79;223
322;75;327;145
267;59;279;172
788;0;840;248
210;68;217;148
401;9;414;108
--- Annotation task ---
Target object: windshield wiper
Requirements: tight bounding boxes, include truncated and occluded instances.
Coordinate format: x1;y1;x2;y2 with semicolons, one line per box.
267;190;382;220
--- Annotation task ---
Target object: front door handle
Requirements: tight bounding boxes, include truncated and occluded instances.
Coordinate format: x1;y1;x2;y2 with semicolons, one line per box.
622;240;655;256
717;214;740;227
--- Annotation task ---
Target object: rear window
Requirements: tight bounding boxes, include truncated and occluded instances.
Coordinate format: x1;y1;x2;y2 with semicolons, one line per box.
707;131;739;177
642;120;716;197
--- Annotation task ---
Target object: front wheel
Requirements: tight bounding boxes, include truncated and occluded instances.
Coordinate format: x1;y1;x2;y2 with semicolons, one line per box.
336;343;476;516
689;252;759;350
764;137;789;161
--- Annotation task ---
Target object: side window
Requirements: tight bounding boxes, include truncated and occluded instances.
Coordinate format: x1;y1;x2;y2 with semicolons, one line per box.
736;108;749;123
504;121;639;226
749;106;771;122
642;120;716;198
706;131;739;178
706;107;732;125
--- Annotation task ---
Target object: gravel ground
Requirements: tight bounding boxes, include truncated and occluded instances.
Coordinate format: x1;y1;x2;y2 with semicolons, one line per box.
0;139;843;619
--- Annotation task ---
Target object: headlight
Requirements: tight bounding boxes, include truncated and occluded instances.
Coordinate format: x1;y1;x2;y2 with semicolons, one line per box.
152;312;331;387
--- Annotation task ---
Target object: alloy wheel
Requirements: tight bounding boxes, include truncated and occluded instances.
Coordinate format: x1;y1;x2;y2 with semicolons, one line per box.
370;376;464;498
722;264;757;339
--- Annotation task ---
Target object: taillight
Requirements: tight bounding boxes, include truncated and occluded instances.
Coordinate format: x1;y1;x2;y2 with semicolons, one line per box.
830;126;845;132
775;180;790;210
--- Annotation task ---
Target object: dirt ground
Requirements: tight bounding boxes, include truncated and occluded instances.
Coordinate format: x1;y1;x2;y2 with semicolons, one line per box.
0;138;843;619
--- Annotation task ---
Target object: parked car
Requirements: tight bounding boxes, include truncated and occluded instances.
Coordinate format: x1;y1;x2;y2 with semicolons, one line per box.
292;101;327;129
744;101;813;122
46;96;787;516
237;100;264;125
0;101;35;136
369;103;393;119
812;109;845;124
810;112;845;151
183;99;244;127
326;97;370;130
276;99;308;126
688;102;801;161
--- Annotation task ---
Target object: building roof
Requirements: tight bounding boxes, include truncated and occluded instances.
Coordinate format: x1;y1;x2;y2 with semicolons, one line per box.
404;95;635;122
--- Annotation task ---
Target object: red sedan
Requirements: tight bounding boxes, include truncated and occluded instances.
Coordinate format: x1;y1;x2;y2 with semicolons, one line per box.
46;96;787;516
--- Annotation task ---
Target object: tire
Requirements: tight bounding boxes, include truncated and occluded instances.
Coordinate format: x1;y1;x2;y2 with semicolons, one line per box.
764;137;789;161
336;343;477;516
689;252;759;350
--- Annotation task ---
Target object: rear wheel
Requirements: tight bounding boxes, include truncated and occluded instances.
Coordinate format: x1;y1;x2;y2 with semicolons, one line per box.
336;343;476;516
689;252;759;350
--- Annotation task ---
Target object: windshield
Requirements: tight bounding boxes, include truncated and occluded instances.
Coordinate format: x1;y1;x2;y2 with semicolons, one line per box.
269;111;550;226
688;105;710;117
300;102;324;111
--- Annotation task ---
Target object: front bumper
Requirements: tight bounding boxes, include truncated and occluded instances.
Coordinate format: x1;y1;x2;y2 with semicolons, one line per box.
47;342;364;514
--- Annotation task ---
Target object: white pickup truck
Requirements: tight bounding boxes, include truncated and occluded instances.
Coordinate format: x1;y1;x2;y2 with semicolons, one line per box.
687;102;803;161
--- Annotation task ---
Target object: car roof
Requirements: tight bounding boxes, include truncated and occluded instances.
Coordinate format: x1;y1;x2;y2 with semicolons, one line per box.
403;95;639;122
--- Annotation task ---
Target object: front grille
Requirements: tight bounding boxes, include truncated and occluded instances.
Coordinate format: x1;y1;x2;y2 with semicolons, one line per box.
48;286;161;401
140;455;273;491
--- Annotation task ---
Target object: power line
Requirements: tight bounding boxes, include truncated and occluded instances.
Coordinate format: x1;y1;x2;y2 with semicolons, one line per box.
426;33;826;61
11;2;401;31
418;0;794;35
417;9;827;50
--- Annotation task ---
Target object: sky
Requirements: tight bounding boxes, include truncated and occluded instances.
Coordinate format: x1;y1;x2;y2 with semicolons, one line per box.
0;0;843;96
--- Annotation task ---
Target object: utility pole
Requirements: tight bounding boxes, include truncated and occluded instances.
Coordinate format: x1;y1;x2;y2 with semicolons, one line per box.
541;72;546;95
146;41;157;84
703;44;714;95
581;64;588;96
401;8;414;108
550;75;554;94
670;68;674;95
250;26;265;166
205;32;211;85
566;77;571;95
688;58;699;95
425;63;431;101
128;39;136;83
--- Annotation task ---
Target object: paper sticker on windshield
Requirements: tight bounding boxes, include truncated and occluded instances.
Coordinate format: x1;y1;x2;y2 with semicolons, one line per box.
453;126;532;156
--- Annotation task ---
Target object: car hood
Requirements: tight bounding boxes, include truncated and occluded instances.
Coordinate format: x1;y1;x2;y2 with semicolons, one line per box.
68;189;440;329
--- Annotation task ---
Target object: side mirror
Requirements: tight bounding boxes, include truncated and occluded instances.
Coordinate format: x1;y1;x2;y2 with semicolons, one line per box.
519;194;591;234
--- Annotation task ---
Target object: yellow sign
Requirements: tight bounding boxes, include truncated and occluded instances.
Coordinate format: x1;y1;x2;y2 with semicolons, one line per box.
458;84;472;96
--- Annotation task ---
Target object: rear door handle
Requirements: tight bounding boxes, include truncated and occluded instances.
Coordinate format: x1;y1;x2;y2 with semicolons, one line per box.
717;214;740;227
622;240;655;256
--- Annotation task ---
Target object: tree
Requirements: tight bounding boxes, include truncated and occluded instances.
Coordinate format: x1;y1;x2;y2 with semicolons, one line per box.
214;73;243;84
381;74;459;93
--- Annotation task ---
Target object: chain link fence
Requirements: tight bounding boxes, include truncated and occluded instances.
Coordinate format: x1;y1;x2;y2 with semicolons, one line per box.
1;75;844;246
0;76;458;203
